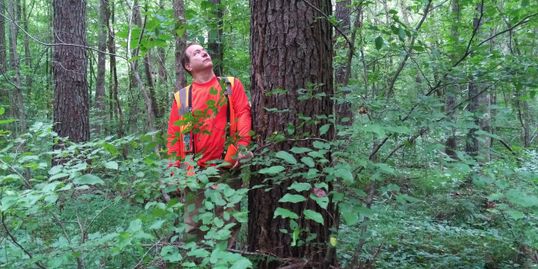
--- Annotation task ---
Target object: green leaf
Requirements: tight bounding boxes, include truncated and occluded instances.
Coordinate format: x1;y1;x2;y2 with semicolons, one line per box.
310;194;329;209
275;151;297;165
288;182;312;192
258;166;285;175
279;194;307;203
319;124;331;136
304;210;324;225
375;36;384;50
274;207;299;219
301;157;315;168
290;147;311;154
104;161;119;170
313;141;330;149
334;168;353;183
74;174;104;185
230;257;253;269
506;189;538;208
161;246;182;262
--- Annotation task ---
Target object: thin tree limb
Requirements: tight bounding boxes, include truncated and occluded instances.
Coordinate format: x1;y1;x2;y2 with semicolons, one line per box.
386;0;433;96
1;213;47;269
302;0;353;48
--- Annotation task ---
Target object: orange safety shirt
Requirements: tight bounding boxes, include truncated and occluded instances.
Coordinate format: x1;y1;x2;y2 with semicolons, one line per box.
166;76;251;167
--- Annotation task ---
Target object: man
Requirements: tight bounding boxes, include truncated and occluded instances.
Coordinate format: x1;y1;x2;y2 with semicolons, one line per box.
166;43;252;244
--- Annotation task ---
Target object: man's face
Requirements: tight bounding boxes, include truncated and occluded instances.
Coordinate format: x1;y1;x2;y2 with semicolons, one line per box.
185;44;213;74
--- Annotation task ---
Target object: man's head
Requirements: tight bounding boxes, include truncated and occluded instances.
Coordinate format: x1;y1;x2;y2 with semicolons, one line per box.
181;43;213;76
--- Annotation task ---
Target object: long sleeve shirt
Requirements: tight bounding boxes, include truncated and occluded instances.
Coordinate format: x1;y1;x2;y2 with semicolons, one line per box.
166;76;251;167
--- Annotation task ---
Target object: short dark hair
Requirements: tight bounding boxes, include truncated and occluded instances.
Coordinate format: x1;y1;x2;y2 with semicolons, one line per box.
181;42;200;75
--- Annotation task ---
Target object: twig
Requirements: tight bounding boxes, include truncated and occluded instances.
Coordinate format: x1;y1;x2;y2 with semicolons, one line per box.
302;0;353;48
0;159;32;188
133;239;163;268
1;213;47;269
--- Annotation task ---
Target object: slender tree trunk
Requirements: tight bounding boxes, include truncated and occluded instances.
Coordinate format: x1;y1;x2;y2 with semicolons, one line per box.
95;0;108;135
208;0;223;76
465;2;484;159
7;0;26;134
128;0;155;131
104;0;123;137
334;0;352;124
0;0;6;86
173;0;186;90
156;0;168;83
52;0;89;143
248;1;336;268
445;0;460;159
21;0;31;93
143;50;160;118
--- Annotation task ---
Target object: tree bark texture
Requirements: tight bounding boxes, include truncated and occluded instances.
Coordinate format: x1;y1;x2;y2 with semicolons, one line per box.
52;0;89;142
7;0;26;134
22;0;32;93
106;0;123;137
0;0;6;74
334;0;358;125
444;0;460;159
173;0;186;90
96;0;108;134
208;0;223;76
248;1;336;268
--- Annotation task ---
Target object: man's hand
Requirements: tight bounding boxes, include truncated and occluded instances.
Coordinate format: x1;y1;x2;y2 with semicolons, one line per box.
232;150;254;169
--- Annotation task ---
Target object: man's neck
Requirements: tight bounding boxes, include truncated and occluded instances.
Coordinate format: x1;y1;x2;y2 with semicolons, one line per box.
192;70;216;84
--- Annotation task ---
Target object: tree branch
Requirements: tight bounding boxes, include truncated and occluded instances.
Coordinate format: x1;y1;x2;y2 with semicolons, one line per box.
302;0;353;48
386;0;433;96
1;213;47;269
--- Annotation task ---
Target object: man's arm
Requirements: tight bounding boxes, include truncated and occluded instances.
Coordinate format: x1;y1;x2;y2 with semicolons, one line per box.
232;78;252;148
167;99;182;158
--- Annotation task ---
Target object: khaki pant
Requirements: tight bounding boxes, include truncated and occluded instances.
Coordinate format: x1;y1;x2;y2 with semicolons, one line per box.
183;170;242;246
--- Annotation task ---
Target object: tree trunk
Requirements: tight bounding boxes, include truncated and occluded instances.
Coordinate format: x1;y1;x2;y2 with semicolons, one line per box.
0;0;6;75
52;0;89;143
465;2;484;159
7;0;26;134
143;51;160;118
0;0;7;108
248;1;336;268
334;0;352;124
22;0;32;93
95;0;108;135
156;0;168;83
105;0;123;137
208;0;223;76
173;0;186;90
444;0;460;159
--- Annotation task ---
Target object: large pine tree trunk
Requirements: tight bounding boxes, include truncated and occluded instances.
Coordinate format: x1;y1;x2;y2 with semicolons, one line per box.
173;0;186;90
52;0;89;143
248;1;336;268
208;0;223;76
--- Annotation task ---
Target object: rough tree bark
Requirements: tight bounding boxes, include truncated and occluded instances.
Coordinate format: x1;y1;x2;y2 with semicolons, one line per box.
248;1;336;268
334;0;353;124
95;0;108;135
52;0;89;142
7;0;26;134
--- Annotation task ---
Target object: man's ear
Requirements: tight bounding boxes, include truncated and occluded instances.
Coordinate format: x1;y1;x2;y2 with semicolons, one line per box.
185;62;192;72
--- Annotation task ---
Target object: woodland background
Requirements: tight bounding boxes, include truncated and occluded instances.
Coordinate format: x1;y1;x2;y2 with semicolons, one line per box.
0;0;537;268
